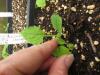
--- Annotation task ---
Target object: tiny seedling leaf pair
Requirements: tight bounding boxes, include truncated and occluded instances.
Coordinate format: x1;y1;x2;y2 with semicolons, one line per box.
21;13;74;57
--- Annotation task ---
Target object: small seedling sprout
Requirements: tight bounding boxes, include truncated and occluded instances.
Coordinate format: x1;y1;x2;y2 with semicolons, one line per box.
21;13;74;57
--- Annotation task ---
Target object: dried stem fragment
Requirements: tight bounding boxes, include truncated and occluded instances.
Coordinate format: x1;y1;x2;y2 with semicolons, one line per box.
85;32;96;53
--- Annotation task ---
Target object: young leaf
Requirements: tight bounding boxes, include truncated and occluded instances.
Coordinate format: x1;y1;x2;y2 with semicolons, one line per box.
2;45;9;58
56;33;62;38
52;46;71;57
56;37;66;45
67;43;74;50
51;13;62;33
21;26;45;45
36;0;46;8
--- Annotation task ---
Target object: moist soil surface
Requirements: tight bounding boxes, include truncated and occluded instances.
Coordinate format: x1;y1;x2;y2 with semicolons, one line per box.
33;0;100;75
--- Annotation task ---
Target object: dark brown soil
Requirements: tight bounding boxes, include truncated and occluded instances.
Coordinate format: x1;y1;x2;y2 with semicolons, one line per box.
33;0;100;75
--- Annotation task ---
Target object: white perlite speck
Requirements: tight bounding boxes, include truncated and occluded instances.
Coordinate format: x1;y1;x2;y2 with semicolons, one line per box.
88;10;94;14
88;17;92;22
83;5;86;8
90;61;94;68
71;7;77;12
80;42;84;48
94;41;99;45
95;57;100;62
81;54;85;60
87;5;95;10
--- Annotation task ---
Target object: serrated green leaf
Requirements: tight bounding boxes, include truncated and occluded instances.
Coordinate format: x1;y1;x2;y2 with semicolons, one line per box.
51;13;62;33
52;46;71;57
21;26;45;45
2;45;9;59
36;0;46;8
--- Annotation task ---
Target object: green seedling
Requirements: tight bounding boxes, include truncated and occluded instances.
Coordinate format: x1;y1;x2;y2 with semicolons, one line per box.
2;45;9;58
21;13;74;57
36;0;46;8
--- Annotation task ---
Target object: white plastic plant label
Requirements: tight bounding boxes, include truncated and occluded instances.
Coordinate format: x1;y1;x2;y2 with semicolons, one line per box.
0;33;26;45
0;12;13;17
